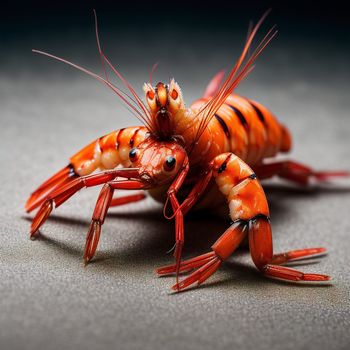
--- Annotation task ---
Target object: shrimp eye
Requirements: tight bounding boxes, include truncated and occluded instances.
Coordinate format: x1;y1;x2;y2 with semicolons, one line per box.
170;89;178;100
164;155;176;172
147;90;155;100
129;148;138;161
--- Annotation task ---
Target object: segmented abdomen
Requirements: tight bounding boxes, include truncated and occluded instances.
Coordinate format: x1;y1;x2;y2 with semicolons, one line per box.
25;126;148;213
211;153;270;221
190;94;291;166
70;126;148;176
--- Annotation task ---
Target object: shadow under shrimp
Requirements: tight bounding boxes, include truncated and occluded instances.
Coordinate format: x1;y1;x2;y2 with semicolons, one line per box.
93;210;227;268
23;206;228;269
22;180;347;286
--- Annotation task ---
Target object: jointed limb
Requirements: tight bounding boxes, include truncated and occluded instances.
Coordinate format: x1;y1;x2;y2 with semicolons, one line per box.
254;160;349;186
269;247;326;265
26;165;78;213
248;217;329;281
84;180;147;264
157;221;247;291
110;192;146;207
159;153;330;291
30;168;142;237
164;164;213;281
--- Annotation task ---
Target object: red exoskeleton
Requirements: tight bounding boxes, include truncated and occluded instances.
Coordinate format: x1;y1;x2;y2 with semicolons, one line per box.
26;12;349;291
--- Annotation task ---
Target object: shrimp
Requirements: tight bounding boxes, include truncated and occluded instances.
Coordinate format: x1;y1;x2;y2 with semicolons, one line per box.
26;11;348;291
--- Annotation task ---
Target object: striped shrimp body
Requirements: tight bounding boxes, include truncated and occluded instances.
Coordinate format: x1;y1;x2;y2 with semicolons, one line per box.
25;126;149;213
72;126;149;175
188;93;292;167
27;12;349;291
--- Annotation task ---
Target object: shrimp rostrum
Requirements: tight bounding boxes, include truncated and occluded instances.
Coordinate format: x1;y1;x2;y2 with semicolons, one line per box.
26;12;349;291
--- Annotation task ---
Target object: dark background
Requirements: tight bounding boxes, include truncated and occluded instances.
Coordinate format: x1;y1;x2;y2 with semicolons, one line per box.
3;0;350;33
1;2;350;350
2;1;350;74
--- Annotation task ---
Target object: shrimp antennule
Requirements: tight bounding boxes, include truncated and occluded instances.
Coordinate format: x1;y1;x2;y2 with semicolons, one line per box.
191;11;277;147
32;11;155;131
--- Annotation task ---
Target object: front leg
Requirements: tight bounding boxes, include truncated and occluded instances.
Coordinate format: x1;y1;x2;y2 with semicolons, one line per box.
30;168;141;237
84;180;147;264
164;163;212;282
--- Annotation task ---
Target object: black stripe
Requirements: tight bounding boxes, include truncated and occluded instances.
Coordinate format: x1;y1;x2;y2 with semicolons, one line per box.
116;128;125;149
218;162;227;173
67;163;78;177
214;114;230;139
249;214;271;223
228;104;248;129
129;128;140;147
218;154;232;174
233;214;271;226
249;101;267;126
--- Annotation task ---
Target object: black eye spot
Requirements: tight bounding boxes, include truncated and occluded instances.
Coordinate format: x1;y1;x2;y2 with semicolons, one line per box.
129;148;138;161
164;155;176;171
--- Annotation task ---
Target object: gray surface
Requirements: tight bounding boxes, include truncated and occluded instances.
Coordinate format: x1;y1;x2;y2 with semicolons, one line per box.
1;31;350;350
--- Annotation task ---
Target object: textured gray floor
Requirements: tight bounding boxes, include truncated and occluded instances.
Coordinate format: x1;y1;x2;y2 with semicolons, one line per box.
1;30;350;350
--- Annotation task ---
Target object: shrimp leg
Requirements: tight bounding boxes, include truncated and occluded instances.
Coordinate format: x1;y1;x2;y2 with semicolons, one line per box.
25;165;78;213
110;193;146;207
29;168;144;238
164;162;189;280
158;153;330;291
254;160;349;186
248;217;330;282
164;164;212;281
84;181;147;264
